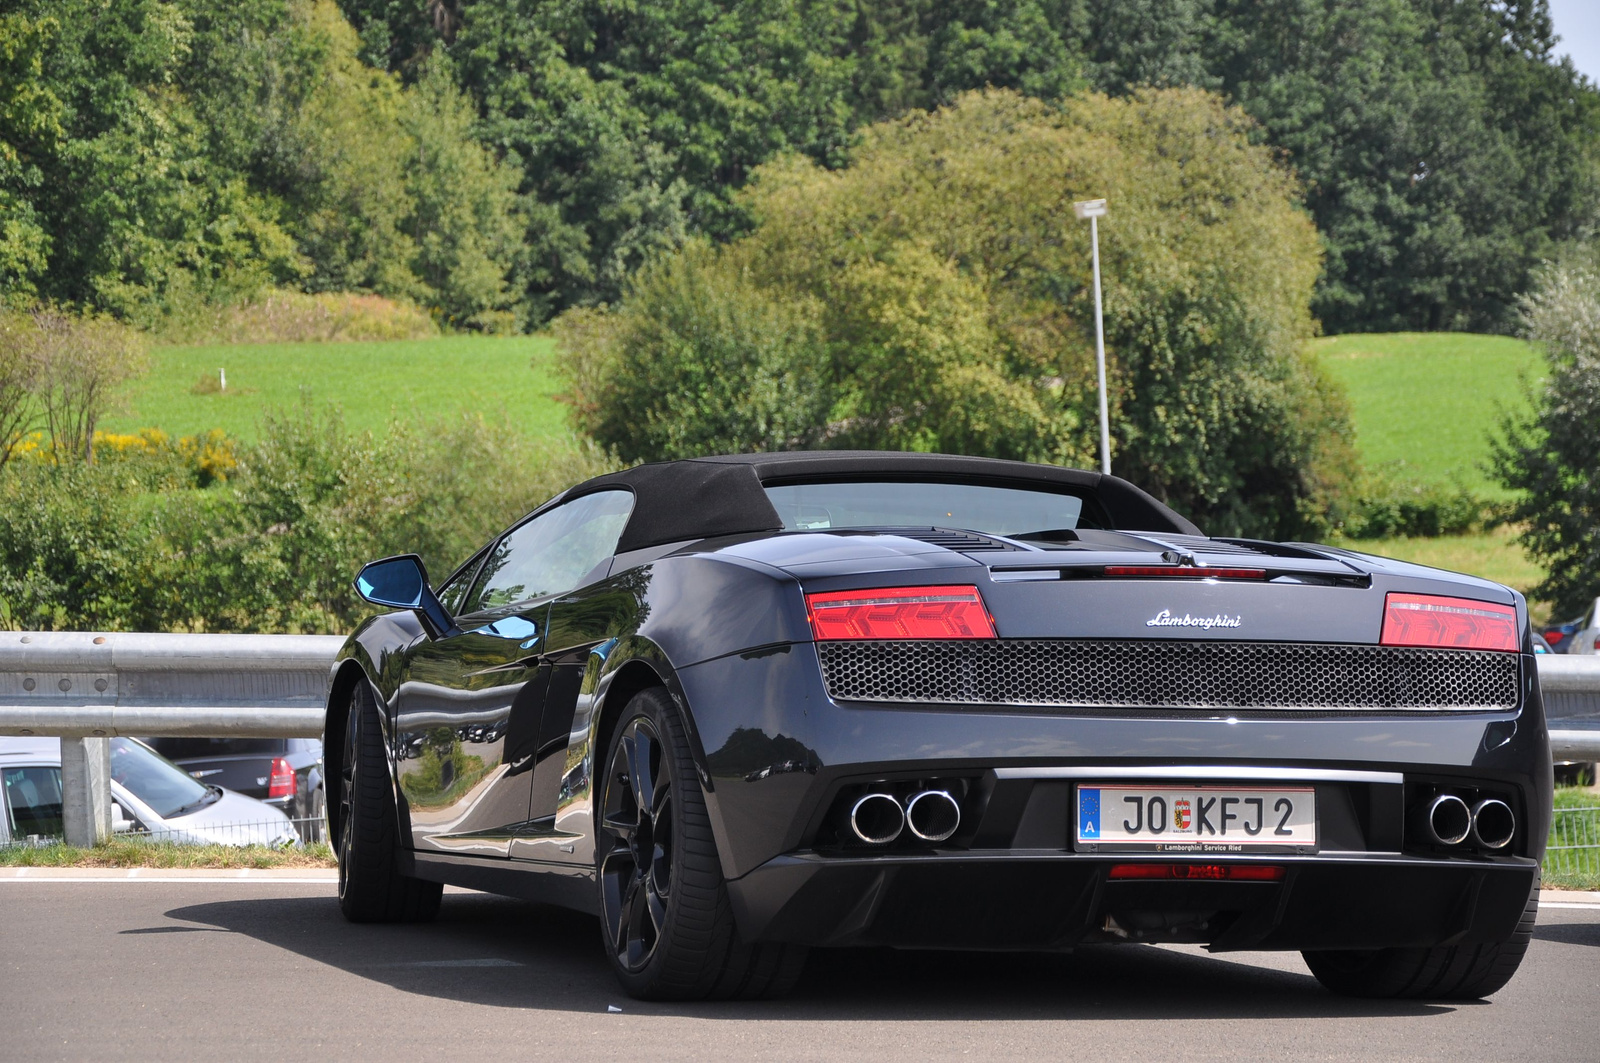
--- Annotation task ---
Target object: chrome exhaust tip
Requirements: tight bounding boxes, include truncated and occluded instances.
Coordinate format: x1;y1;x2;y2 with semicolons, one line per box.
849;792;905;845
905;789;961;843
1418;793;1472;846
1470;798;1515;850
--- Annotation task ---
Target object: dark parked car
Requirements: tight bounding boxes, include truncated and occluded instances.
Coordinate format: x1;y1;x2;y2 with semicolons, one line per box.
145;738;325;840
325;452;1550;1001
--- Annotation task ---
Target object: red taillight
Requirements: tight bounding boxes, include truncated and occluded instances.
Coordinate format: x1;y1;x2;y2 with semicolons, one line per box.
805;585;996;640
1380;593;1519;652
267;757;295;799
1109;863;1285;882
1103;565;1266;580
1541;630;1561;646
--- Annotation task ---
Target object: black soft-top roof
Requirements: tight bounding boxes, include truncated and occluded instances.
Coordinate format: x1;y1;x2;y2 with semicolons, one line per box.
557;451;1200;554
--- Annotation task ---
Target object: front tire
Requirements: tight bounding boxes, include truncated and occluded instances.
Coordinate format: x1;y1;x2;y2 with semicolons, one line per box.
336;682;442;923
1302;887;1539;999
596;687;806;1000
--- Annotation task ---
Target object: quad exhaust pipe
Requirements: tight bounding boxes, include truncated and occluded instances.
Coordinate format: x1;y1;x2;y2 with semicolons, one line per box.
1416;793;1472;846
905;790;962;843
1411;792;1516;850
849;792;906;844
1470;798;1515;850
849;789;962;845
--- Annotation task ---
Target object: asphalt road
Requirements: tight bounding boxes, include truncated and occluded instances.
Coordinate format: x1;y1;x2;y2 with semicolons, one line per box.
3;876;1598;1062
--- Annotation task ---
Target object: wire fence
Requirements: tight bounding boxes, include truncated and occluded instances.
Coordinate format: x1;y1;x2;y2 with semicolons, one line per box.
1545;806;1600;884
2;815;326;851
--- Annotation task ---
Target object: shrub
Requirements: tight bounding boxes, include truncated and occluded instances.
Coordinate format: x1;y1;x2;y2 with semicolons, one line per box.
0;401;616;634
1493;260;1600;616
1338;472;1488;540
155;290;437;346
0;309;147;464
558;88;1353;540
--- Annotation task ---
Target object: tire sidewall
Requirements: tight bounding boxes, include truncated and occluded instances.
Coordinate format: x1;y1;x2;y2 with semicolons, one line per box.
597;691;694;995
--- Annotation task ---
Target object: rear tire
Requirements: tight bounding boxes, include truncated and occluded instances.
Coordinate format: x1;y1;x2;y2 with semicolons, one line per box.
337;682;442;923
1302;887;1538;999
596;687;807;1000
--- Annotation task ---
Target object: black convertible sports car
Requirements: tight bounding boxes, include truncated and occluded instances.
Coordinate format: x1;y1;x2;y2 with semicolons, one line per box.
325;452;1550;1000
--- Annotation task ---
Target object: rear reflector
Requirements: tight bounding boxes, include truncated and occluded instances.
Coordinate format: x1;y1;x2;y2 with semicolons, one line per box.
1109;863;1285;882
1103;565;1266;580
1381;593;1519;652
267;757;296;799
806;585;996;640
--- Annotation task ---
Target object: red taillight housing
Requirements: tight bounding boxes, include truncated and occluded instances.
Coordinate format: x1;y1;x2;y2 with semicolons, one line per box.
267;757;295;799
1109;863;1285;882
1380;593;1519;652
805;585;996;640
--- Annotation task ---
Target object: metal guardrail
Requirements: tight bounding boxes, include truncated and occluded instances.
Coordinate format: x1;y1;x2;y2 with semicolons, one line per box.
0;632;339;846
0;632;1598;845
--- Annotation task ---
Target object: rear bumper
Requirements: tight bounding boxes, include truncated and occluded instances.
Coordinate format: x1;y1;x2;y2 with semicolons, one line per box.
726;851;1539;952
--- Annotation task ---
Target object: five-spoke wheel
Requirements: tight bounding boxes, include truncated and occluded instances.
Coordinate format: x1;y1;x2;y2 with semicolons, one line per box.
595;687;807;999
600;714;675;971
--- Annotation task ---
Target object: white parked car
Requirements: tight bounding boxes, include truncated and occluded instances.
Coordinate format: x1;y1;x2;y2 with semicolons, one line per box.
0;737;299;847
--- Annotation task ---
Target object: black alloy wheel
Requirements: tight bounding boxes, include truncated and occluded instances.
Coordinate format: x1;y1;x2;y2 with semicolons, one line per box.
596;687;807;1000
600;713;675;972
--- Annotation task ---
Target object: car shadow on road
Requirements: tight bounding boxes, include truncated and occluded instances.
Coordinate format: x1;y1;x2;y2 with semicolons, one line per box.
164;892;1455;1021
1533;922;1600;948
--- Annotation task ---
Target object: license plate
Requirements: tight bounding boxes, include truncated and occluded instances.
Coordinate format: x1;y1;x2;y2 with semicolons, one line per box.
1075;785;1317;853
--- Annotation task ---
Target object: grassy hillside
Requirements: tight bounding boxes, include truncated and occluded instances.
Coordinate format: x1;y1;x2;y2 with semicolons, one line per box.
103;335;567;442
1313;332;1544;498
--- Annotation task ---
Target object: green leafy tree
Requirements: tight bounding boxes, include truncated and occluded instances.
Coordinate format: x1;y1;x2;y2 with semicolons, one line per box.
1205;0;1600;333
400;56;526;330
560;89;1353;538
0;13;62;301
1494;259;1600;616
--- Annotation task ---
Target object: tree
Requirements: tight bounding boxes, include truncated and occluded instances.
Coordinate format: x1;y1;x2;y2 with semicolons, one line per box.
1205;0;1600;333
559;89;1353;538
1494;259;1600;616
0;13;62;301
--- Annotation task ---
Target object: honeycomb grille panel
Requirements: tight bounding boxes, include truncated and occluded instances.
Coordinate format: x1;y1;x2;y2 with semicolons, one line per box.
816;640;1520;712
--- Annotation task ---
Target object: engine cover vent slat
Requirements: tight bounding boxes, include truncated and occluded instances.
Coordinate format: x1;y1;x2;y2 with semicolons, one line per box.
815;639;1520;712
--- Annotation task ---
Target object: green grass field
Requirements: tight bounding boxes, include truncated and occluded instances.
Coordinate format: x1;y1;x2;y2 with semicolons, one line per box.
1330;524;1546;607
1313;332;1545;499
103;335;566;442
101;331;1554;598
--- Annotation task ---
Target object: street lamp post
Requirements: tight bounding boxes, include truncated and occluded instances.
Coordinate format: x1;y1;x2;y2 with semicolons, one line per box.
1073;198;1110;475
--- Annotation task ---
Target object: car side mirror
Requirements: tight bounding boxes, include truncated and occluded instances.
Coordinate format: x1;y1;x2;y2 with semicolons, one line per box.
354;555;459;639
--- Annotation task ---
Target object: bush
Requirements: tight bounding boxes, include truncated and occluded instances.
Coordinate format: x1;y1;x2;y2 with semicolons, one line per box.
0;309;147;465
1338;472;1488;540
154;290;437;346
0;402;616;633
1493;260;1600;616
558;88;1354;540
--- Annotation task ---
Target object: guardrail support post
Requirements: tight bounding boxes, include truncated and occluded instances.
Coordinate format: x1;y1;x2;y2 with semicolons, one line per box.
60;737;112;848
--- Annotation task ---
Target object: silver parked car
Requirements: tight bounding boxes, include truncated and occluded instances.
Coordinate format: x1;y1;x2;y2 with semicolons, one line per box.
0;737;299;847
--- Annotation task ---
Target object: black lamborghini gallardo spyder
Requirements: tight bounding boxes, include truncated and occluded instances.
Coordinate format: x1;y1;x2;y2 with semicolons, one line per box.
326;452;1550;1000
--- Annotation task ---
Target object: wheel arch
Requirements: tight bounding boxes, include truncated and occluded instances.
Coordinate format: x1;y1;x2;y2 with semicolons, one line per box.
592;650;712;792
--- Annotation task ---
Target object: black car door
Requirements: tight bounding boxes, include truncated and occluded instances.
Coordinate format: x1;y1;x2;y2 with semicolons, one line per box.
393;490;635;856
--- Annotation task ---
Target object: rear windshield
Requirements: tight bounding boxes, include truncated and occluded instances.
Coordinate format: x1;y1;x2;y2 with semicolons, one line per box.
764;481;1099;536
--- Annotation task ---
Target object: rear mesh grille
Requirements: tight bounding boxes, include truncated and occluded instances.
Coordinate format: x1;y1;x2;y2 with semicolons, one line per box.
816;639;1521;712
